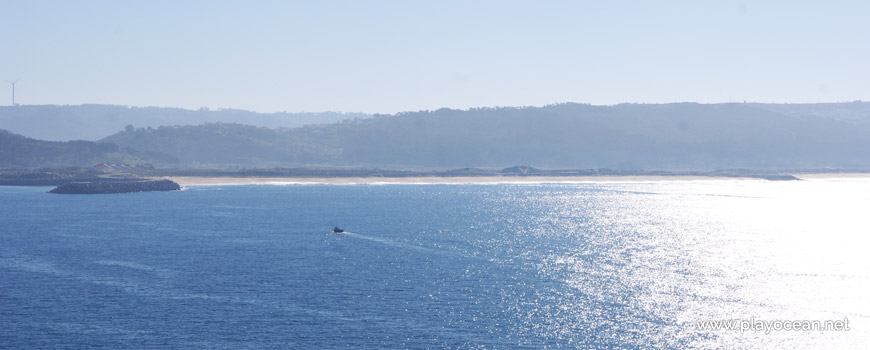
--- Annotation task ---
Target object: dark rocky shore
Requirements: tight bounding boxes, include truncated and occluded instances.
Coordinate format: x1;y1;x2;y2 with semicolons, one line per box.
49;179;181;194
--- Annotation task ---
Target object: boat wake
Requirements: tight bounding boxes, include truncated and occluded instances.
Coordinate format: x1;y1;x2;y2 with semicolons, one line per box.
332;231;482;260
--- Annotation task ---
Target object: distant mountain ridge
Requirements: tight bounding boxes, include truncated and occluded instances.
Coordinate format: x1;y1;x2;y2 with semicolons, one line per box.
99;102;870;170
0;104;370;141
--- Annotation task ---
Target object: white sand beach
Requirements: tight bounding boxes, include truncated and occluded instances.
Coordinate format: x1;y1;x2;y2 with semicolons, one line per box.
164;175;773;186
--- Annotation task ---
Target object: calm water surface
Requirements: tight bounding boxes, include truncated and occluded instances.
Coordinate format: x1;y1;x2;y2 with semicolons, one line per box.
1;180;868;349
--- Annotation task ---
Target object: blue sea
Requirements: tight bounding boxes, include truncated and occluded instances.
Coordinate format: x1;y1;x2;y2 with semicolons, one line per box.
1;180;868;349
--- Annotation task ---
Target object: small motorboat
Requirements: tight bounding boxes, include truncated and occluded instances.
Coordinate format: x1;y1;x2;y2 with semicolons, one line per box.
332;227;344;233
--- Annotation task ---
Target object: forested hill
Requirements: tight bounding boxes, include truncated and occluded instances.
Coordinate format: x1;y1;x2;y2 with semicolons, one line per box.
0;129;176;168
100;103;870;170
101;123;334;167
0;104;370;141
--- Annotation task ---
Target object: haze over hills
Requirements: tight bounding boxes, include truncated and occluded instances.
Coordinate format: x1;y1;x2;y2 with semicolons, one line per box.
2;102;869;170
0;129;175;168
91;102;870;170
101;123;335;168
750;102;870;126
0;104;370;141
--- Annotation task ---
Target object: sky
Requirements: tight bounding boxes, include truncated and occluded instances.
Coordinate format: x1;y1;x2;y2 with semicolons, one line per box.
1;0;868;114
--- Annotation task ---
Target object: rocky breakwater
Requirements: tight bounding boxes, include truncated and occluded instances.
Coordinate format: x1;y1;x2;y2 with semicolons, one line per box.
49;179;181;194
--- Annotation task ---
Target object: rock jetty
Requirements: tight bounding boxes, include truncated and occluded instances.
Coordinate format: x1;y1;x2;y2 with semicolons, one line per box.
49;179;181;194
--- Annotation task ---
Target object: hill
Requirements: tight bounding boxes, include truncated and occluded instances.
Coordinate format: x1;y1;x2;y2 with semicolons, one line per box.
0;104;370;141
100;123;334;167
100;103;870;170
0;129;176;168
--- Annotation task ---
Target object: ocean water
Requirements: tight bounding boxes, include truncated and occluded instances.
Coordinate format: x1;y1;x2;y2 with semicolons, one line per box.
1;180;868;349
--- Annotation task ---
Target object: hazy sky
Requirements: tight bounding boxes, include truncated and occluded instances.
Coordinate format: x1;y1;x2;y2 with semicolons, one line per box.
1;1;868;113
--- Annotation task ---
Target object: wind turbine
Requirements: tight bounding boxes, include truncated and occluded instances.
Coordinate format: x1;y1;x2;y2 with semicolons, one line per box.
7;79;18;106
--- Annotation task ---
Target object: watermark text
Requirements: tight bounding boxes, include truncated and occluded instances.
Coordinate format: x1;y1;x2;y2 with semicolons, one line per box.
695;318;850;334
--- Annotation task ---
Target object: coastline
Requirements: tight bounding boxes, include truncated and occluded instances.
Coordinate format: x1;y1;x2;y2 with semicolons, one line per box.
5;171;865;188
792;173;870;179
161;173;870;186
164;175;769;186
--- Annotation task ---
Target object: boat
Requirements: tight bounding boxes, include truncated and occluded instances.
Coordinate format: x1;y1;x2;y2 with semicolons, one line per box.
332;227;344;233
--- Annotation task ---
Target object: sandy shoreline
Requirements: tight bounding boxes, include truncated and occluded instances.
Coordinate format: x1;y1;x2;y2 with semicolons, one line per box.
157;174;866;186
791;173;870;179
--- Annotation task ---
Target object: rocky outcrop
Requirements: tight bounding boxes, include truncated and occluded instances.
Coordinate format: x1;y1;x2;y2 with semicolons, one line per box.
48;179;181;194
